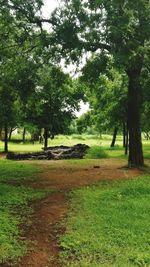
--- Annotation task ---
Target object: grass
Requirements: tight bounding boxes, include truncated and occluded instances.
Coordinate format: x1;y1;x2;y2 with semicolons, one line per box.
0;160;46;264
0;134;121;153
0;134;150;265
0;160;41;182
85;146;108;159
60;176;150;267
0;134;149;160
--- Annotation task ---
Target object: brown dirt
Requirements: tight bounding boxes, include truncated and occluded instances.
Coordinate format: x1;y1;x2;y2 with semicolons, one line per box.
0;152;6;158
12;159;143;267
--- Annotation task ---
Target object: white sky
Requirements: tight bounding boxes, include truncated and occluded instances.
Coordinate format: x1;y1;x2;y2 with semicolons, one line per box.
42;0;89;117
42;0;58;17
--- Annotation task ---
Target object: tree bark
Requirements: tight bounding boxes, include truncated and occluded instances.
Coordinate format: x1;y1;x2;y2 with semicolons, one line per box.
123;122;126;148
127;69;144;167
0;128;2;140
44;128;48;148
110;127;118;147
125;125;129;155
8;128;13;141
4;125;8;153
22;128;26;143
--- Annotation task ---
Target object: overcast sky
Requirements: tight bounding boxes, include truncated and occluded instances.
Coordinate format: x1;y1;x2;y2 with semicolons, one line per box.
42;0;89;117
42;0;58;17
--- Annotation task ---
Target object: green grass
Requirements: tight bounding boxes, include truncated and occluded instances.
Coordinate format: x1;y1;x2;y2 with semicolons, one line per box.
85;146;108;159
0;134;150;160
0;134;149;160
0;134;121;153
0;160;41;182
0;160;46;264
60;176;150;267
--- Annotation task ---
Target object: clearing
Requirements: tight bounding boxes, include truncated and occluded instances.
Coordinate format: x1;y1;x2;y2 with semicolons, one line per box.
5;158;143;267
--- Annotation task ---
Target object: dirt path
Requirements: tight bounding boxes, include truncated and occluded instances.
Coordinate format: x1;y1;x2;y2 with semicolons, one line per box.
17;159;142;267
19;192;68;267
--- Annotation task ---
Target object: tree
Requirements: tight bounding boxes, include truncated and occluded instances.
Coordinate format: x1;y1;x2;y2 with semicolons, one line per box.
76;111;93;134
27;64;80;148
50;0;150;167
81;53;128;149
0;0;43;151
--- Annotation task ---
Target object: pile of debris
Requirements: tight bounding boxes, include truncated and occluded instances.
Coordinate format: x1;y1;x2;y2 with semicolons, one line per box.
7;144;89;160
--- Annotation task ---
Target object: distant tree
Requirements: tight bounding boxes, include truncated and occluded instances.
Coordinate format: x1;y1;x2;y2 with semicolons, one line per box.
26;65;80;148
76;112;93;134
81;54;128;149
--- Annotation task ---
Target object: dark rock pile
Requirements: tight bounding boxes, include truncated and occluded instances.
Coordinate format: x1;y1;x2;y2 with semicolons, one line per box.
7;144;89;160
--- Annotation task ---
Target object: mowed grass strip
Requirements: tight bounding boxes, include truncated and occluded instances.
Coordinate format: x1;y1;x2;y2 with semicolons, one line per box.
0;160;46;264
60;176;150;267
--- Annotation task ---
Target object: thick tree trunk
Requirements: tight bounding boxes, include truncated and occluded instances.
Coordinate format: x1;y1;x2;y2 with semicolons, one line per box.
4;125;8;153
44;128;48;148
127;70;144;167
22;128;26;143
110;127;118;147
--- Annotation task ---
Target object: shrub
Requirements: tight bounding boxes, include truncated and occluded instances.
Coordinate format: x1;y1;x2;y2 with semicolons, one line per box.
85;145;108;159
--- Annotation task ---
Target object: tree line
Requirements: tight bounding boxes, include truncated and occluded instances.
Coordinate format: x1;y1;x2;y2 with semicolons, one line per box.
0;0;150;167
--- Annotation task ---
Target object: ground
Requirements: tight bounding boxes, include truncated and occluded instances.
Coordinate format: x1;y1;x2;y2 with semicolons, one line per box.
0;134;149;266
4;158;143;267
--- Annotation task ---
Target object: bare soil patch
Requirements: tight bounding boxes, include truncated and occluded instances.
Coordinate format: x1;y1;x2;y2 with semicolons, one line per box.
11;159;143;267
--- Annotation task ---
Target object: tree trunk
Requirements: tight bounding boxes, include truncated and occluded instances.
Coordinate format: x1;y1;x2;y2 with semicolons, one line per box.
144;132;150;140
22;128;26;143
44;128;48;148
4;125;8;153
110;127;118;147
125;126;129;155
123;122;126;148
127;69;144;167
8;128;13;141
0;128;2;140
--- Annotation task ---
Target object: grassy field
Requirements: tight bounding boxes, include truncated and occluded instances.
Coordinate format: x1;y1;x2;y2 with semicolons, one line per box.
0;160;46;264
60;176;150;267
0;134;150;160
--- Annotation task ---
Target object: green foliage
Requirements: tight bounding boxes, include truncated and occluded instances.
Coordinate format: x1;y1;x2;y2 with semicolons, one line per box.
81;56;128;133
60;176;150;266
85;146;108;159
33;65;79;139
51;0;150;166
76;112;93;134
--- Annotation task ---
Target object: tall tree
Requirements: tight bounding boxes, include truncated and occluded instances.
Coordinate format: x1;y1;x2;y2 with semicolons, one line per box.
49;0;150;167
27;64;80;148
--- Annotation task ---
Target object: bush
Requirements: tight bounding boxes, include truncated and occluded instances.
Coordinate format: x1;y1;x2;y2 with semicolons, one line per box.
85;145;108;159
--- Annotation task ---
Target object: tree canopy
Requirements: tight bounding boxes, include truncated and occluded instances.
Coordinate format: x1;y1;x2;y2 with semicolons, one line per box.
49;0;150;167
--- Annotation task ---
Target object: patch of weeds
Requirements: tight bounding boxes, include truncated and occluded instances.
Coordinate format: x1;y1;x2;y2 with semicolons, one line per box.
84;146;108;159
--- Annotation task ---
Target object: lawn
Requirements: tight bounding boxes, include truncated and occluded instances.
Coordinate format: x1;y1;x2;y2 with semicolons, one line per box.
0;134;150;162
60;176;150;267
0;160;46;264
